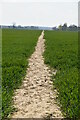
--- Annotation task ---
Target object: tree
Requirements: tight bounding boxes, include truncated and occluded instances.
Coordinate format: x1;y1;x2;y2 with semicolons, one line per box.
69;25;78;31
58;24;62;30
62;23;67;30
64;23;67;27
12;22;16;28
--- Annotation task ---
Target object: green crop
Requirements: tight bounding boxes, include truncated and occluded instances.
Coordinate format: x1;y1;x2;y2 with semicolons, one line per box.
44;31;79;118
2;29;41;118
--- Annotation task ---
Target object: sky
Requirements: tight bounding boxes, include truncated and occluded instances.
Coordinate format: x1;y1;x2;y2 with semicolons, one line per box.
0;0;79;27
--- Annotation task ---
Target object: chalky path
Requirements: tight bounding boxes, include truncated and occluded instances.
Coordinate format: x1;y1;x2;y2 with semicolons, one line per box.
12;31;63;118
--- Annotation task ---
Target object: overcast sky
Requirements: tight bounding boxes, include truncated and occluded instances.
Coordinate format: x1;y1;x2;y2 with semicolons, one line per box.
0;0;79;27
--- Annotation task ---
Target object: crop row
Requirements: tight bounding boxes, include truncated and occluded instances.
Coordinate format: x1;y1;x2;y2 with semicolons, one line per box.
44;31;79;118
2;29;41;118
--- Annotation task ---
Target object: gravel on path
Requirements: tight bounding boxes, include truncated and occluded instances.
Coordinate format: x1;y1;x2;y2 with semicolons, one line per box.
11;31;63;118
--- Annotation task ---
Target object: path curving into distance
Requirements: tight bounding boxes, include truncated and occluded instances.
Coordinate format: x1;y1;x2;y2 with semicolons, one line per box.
11;31;63;118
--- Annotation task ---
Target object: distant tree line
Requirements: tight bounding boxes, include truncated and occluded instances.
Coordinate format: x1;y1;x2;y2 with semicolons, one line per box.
58;23;80;31
0;23;80;31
